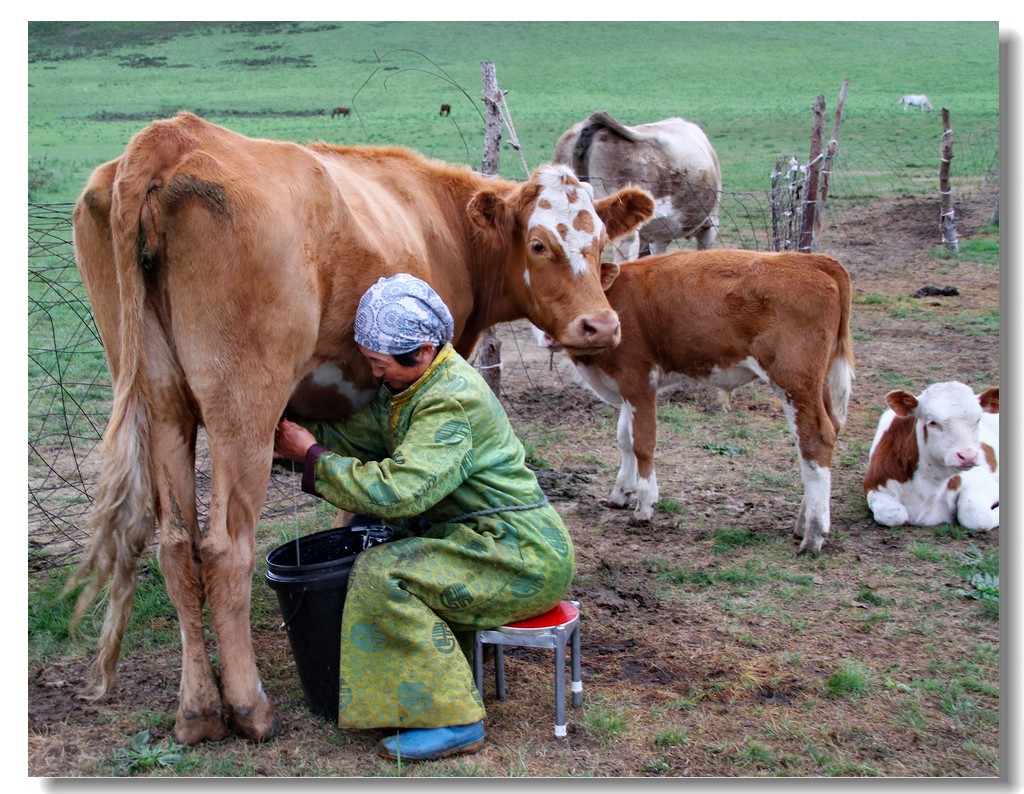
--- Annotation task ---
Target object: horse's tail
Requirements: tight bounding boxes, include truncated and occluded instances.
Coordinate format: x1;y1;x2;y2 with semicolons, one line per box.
65;113;199;699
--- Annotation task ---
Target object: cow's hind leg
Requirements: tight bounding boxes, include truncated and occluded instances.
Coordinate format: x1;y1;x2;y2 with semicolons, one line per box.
153;413;231;743
792;457;832;554
776;386;836;554
199;411;284;742
141;318;231;744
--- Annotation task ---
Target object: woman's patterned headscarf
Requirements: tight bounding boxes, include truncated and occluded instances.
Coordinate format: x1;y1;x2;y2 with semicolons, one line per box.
354;274;455;355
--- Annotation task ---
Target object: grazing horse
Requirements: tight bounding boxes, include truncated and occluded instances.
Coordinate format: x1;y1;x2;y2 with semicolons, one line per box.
331;106;350;118
68;112;655;745
440;103;451;116
897;95;933;112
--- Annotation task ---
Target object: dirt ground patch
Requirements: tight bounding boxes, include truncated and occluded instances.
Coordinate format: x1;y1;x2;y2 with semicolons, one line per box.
28;191;1001;778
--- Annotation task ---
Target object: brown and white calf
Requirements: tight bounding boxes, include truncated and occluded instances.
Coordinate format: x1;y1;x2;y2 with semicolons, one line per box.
864;382;999;531
536;249;854;554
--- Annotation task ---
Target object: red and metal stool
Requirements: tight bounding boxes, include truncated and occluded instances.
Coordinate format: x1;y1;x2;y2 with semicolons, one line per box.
473;600;582;738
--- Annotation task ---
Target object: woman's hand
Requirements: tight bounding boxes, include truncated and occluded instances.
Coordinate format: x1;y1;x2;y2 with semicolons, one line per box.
274;419;317;463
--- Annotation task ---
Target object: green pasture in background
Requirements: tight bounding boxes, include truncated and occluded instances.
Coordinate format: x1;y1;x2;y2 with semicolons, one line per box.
28;20;999;203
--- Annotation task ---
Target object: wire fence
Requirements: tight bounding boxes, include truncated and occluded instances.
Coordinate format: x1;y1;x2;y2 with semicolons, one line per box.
26;127;999;572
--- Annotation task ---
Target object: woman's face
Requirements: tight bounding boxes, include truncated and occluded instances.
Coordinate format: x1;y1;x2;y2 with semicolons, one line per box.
358;344;434;391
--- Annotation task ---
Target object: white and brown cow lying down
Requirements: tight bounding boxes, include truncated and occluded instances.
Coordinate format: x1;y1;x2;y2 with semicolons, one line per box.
536;249;854;554
69;112;655;744
864;382;999;531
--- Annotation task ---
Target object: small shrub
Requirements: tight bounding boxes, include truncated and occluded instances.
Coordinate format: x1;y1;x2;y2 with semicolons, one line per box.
712;527;766;553
702;441;744;456
957;572;999;618
110;730;186;775
655;728;689;746
825;659;872;698
584;696;633;745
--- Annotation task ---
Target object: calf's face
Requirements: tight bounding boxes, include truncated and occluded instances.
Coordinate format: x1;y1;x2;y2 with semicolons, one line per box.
886;382;997;472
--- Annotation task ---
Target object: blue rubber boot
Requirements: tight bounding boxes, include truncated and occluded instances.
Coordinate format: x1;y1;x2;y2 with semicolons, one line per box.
377;721;485;761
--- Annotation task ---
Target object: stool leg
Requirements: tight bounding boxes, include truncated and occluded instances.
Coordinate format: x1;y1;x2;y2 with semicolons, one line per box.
571;622;582;708
494;645;507;701
554;627;567;738
473;632;484;697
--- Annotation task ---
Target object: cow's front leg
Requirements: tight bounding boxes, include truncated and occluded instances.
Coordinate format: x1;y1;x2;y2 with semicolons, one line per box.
866;488;910;528
695;223;718;250
605;402;637;510
611;230;642;263
627;392;659;525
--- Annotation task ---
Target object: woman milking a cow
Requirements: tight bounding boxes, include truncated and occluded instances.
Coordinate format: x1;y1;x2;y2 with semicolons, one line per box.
273;274;575;761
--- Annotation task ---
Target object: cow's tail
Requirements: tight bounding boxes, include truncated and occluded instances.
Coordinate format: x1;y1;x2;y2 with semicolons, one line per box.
822;256;855;427
65;115;194;699
574;110;642;181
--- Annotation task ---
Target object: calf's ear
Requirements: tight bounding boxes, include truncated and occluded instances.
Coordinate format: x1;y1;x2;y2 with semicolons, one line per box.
594;187;655;241
979;387;999;414
885;390;919;417
600;260;620;290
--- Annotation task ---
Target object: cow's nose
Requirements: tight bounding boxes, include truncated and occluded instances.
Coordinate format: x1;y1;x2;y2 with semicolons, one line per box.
578;309;621;347
956;450;979;468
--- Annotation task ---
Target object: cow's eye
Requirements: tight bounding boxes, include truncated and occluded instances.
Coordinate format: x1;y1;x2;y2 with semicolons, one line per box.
927;420;942;429
530;240;546;255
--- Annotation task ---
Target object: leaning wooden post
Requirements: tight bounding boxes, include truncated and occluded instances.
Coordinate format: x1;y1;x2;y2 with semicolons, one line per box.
476;61;503;394
812;78;849;250
938;107;960;253
798;94;826;253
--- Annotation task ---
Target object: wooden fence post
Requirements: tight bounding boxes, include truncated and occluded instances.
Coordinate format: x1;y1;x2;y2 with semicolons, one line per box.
475;61;503;394
770;155;800;251
939;107;960;253
812;78;849;250
798;94;826;253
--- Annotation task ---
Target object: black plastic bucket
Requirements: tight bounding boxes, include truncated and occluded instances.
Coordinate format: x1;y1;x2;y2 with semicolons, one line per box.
265;525;393;722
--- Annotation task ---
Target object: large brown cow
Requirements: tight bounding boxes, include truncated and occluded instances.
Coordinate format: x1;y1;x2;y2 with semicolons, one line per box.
554;111;721;262
68;112;655;745
534;249;854;554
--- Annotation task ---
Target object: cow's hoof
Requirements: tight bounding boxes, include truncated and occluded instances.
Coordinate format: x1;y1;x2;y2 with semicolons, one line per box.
175;709;231;745
627;516;652;528
226;701;284;743
796;535;824;556
600;498;630;510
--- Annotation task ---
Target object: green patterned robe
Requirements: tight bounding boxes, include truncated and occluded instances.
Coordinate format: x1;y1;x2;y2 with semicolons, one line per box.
300;344;575;729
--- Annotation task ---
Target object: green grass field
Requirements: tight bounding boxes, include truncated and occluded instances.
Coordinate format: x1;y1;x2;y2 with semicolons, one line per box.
28;21;999;202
